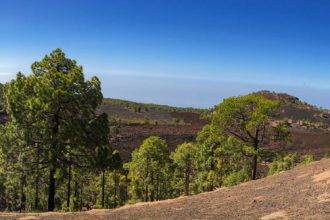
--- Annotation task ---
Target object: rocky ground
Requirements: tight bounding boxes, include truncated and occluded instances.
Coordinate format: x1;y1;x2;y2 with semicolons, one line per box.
3;159;330;219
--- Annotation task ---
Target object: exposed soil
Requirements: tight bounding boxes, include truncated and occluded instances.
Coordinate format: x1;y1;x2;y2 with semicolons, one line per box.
109;110;208;161
110;115;330;162
3;159;330;219
288;130;330;159
111;123;201;161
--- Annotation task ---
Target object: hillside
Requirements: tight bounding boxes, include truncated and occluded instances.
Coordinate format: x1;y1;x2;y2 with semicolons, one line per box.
98;98;209;161
255;91;330;128
256;91;330;158
99;93;330;161
3;158;330;219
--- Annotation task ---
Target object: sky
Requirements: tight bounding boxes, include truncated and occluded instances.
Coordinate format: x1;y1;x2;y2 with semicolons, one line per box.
0;0;330;108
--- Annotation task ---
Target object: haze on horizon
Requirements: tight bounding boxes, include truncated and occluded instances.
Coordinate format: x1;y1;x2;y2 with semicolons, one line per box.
1;0;330;108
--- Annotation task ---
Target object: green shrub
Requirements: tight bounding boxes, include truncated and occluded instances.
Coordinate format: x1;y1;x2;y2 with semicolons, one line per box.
60;195;77;212
144;116;150;124
300;154;313;165
268;153;314;176
223;169;250;187
93;204;102;209
268;153;299;175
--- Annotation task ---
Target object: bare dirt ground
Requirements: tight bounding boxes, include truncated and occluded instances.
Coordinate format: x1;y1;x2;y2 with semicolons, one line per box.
3;159;330;220
110;111;208;161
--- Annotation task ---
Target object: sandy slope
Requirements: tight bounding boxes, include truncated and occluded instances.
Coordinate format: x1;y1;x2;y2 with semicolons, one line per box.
2;159;330;220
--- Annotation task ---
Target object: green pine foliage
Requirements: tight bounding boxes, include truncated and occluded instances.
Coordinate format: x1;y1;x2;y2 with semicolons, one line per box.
128;136;172;202
171;142;197;196
0;49;123;212
223;169;250;187
211;95;290;180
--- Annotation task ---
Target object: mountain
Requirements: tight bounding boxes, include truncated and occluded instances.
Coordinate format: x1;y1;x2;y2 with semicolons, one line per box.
3;158;330;219
99;93;330;161
255;91;330;158
255;91;330;128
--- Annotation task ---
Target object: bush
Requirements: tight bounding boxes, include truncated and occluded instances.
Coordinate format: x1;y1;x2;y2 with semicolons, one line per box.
93;204;102;209
300;154;313;165
61;195;77;212
268;153;299;175
268;153;313;176
144;116;150;124
172;118;183;125
223;169;250;187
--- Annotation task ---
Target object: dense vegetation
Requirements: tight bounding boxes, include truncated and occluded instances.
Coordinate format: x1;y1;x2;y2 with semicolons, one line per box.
103;98;207;114
0;49;313;213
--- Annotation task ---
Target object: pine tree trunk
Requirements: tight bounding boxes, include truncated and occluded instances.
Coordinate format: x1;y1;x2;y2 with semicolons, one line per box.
145;184;148;202
48;168;56;211
67;163;72;208
34;174;39;210
35;146;40;211
101;170;105;208
80;183;83;211
125;173;128;201
48;110;60;211
187;169;190;196
252;154;258;180
145;164;149;202
210;146;215;191
185;168;189;196
106;192;109;208
252;140;259;180
150;172;154;202
156;174;159;201
114;186;117;208
20;175;26;212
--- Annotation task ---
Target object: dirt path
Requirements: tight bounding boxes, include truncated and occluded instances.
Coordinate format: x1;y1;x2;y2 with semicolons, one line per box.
2;159;330;219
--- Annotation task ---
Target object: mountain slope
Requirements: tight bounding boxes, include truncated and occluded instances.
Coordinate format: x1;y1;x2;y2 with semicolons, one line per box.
100;93;330;161
3;159;330;219
98;98;208;161
255;91;330;128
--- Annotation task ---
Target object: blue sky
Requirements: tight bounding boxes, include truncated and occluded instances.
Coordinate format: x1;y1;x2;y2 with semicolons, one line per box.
1;0;330;108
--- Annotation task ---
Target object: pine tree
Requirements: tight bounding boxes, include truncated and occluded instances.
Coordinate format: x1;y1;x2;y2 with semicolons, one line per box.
171;142;197;196
3;49;105;211
128;136;170;202
211;94;289;180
